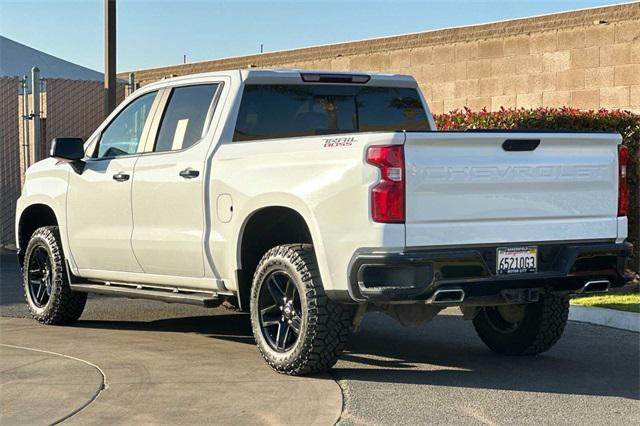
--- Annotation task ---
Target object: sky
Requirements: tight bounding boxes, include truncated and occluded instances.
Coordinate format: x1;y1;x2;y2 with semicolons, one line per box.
0;0;630;73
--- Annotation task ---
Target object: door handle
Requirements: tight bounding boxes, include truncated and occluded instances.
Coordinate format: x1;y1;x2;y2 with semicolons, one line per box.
179;168;200;179
112;172;130;182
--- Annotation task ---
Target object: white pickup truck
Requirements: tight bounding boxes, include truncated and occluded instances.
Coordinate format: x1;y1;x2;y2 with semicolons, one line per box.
16;69;631;375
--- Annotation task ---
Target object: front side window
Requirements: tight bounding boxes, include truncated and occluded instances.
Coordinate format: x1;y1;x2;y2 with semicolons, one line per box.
233;84;429;142
96;91;157;159
153;84;219;152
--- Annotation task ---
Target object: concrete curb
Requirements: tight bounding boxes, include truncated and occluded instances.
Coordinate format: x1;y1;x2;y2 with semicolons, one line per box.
569;304;640;332
0;343;105;425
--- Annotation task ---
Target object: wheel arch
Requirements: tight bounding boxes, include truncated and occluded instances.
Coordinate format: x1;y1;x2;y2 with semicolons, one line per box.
17;203;60;267
235;205;316;310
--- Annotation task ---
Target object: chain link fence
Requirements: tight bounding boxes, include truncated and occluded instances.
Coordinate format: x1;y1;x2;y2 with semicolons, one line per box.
0;77;125;248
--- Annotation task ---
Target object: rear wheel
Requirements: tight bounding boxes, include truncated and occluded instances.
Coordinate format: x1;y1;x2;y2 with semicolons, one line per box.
23;226;87;325
250;244;354;375
473;293;569;355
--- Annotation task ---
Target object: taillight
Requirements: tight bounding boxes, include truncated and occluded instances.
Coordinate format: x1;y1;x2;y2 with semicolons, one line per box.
367;145;405;223
618;145;629;217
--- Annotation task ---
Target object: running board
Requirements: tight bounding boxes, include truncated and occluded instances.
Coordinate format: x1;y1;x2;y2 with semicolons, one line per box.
70;283;222;308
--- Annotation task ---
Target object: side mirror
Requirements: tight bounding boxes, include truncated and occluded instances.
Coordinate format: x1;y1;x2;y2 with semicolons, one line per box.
50;138;85;161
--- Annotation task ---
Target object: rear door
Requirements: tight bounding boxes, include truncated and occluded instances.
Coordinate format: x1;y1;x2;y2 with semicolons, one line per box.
403;132;621;247
131;83;220;277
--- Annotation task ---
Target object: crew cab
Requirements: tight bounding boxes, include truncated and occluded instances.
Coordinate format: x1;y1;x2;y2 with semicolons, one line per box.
16;69;632;374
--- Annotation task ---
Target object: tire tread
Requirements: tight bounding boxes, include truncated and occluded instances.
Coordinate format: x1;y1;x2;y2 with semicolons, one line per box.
251;244;353;375
473;293;569;356
23;226;87;325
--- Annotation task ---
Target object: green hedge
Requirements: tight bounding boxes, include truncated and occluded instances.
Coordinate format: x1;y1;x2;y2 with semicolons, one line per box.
434;107;639;274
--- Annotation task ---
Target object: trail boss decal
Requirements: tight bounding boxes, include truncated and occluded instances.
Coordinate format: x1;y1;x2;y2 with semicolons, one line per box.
323;136;355;148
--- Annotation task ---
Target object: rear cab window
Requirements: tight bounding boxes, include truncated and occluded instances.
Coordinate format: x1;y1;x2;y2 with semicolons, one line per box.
153;84;219;152
233;84;429;142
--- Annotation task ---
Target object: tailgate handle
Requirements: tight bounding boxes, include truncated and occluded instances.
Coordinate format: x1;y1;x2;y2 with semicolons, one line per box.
502;139;540;151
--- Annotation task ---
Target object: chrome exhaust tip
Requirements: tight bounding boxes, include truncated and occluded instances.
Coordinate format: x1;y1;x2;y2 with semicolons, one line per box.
579;280;610;294
432;289;465;304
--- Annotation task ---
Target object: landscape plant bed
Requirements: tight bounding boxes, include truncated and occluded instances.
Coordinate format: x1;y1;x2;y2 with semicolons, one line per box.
572;292;640;313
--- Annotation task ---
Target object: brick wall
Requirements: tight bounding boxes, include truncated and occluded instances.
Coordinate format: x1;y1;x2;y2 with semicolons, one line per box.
122;3;640;114
0;77;20;248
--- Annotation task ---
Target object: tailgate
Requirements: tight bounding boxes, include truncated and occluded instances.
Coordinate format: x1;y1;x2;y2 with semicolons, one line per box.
403;132;621;247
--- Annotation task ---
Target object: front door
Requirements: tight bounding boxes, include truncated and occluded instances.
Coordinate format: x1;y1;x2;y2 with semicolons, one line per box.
131;83;220;277
66;90;160;273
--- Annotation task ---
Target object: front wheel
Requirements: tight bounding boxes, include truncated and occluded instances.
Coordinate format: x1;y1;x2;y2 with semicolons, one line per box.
473;293;569;355
250;244;354;375
22;226;87;325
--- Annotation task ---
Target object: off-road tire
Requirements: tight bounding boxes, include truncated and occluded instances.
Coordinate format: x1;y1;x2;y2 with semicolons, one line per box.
23;226;87;325
473;293;569;355
250;244;354;375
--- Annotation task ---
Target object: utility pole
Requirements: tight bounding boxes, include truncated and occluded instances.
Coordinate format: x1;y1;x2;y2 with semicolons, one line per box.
104;0;116;117
128;72;136;96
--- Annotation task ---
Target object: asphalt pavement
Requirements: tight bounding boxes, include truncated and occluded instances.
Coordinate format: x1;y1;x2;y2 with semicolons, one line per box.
1;249;639;425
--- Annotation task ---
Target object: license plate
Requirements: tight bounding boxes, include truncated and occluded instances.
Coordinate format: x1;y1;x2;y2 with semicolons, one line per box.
497;246;537;275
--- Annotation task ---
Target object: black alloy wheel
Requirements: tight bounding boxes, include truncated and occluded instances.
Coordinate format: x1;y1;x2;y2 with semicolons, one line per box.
258;270;302;352
481;306;521;333
27;246;53;308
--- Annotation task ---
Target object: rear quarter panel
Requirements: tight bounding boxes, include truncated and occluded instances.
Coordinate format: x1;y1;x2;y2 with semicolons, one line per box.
210;132;406;293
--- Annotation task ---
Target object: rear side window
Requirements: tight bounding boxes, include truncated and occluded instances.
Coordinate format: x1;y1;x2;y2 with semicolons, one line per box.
233;84;429;142
153;84;218;152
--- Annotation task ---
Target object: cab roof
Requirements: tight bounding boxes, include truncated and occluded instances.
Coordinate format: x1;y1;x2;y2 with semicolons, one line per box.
144;68;418;89
241;69;418;87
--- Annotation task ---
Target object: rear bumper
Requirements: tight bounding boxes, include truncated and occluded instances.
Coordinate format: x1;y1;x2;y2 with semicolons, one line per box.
346;241;632;302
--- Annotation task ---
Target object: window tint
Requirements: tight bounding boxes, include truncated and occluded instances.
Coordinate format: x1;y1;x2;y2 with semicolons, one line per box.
357;87;428;132
97;91;157;159
233;84;429;142
153;84;218;152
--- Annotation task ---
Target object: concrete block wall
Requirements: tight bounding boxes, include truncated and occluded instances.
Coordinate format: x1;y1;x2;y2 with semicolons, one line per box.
122;3;640;114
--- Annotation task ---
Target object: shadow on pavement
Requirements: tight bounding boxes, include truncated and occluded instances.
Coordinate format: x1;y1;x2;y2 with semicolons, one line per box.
73;311;639;401
5;249;638;401
75;314;255;345
0;249;24;306
334;314;640;400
